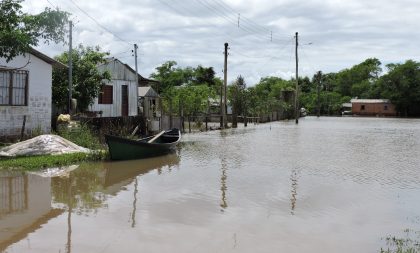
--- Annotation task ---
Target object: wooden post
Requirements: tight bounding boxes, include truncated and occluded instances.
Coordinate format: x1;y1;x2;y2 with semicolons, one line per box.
169;98;173;129
206;99;209;131
20;115;26;140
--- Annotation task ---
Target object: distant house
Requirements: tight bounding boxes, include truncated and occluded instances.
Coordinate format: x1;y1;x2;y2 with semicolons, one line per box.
351;99;396;116
0;48;66;139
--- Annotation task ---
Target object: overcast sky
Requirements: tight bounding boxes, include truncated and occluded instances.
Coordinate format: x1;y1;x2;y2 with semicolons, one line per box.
23;0;420;85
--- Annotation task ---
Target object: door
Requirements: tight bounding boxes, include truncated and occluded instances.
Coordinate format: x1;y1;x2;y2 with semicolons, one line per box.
121;85;128;117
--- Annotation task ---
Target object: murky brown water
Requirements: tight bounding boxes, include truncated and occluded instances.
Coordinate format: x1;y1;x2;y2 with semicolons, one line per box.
1;117;420;253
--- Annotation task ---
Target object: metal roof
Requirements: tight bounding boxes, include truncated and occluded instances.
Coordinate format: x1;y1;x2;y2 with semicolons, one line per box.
29;48;67;68
351;99;391;103
138;86;159;98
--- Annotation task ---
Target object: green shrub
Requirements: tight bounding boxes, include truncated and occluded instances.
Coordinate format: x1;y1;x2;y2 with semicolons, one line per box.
57;123;102;150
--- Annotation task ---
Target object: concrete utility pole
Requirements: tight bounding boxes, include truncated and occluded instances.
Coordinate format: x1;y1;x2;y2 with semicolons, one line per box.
223;42;228;128
68;21;73;114
294;32;299;124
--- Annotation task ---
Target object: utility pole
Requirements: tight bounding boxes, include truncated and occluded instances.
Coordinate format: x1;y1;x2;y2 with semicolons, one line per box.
317;71;321;117
294;32;299;124
223;42;228;128
68;21;73;114
134;44;139;112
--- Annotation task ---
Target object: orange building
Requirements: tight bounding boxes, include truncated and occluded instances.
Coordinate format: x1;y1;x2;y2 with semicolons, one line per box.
351;99;397;116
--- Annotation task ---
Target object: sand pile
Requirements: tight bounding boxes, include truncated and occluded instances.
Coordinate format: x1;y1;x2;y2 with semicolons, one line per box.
0;134;90;157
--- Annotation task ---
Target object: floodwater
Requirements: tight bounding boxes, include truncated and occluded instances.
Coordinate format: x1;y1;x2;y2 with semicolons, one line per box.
1;117;420;253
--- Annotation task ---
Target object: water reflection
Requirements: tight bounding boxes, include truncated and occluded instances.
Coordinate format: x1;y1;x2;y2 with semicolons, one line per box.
0;154;180;252
0;171;64;252
220;158;228;211
290;168;299;215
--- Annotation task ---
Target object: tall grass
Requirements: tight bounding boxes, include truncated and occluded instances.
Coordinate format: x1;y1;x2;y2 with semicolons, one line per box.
57;123;103;150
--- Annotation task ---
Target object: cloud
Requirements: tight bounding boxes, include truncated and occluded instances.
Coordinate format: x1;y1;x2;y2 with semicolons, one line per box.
25;0;420;85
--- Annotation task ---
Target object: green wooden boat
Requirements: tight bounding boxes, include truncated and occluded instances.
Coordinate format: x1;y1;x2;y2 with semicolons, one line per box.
105;128;181;160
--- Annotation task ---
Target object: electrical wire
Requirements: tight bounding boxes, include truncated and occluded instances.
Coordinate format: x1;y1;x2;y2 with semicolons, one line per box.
68;0;132;45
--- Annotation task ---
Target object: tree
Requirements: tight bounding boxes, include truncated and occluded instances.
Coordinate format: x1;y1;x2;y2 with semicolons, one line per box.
192;65;216;86
229;75;247;127
0;0;69;62
52;45;111;111
334;58;382;97
378;60;420;116
149;61;186;93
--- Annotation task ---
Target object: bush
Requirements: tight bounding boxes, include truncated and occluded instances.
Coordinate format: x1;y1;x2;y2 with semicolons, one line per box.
57;123;102;150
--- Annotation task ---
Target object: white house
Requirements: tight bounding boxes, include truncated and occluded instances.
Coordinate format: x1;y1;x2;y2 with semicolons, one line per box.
0;49;66;139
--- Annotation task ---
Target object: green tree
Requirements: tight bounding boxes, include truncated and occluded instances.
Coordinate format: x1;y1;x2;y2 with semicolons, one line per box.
192;65;216;86
378;60;420;116
150;61;186;93
52;45;111;111
335;58;381;97
0;0;69;62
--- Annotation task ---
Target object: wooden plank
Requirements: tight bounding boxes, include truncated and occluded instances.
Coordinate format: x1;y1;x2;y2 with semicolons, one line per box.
147;130;165;143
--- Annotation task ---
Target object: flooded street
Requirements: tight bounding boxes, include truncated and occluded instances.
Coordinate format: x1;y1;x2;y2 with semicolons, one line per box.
2;117;420;253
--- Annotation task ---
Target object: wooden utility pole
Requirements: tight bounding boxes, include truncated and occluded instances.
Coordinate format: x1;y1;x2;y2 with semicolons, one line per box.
316;71;321;117
134;44;139;86
223;42;228;128
68;21;73;114
220;82;223;128
134;43;139;112
294;32;299;124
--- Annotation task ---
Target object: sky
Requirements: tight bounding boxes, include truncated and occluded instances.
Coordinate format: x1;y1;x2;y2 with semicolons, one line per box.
22;0;420;86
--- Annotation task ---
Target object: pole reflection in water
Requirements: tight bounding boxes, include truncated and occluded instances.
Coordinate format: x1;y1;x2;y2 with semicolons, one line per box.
131;178;138;228
290;168;299;215
220;158;228;212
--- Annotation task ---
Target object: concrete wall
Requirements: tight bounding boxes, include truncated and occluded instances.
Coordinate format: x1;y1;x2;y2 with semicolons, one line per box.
0;54;52;138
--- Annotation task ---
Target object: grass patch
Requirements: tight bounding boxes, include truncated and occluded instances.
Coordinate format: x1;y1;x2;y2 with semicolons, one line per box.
381;229;420;253
57;123;103;150
0;151;108;171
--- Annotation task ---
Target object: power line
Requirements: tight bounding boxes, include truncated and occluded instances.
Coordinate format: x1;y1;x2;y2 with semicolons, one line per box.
68;0;132;45
211;0;291;40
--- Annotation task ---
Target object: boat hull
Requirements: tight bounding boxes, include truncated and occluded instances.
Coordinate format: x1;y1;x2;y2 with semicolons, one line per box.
105;129;181;160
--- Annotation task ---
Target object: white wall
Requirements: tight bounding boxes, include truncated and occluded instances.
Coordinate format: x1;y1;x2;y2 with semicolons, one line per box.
89;79;138;117
0;54;52;138
88;59;138;117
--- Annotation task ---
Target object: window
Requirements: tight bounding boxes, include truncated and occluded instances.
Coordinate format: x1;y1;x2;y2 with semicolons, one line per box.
0;70;28;106
361;105;365;110
98;85;113;104
384;105;388;110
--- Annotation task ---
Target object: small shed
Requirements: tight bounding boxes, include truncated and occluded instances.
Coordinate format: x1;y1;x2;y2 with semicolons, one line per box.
351;99;396;116
0;48;66;139
138;86;160;118
138;86;161;132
